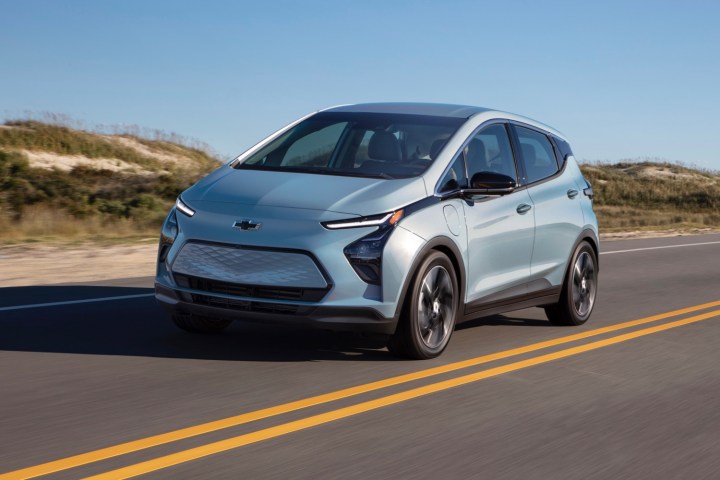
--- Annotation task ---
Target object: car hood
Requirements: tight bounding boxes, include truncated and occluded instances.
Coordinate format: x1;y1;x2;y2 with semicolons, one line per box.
182;166;428;216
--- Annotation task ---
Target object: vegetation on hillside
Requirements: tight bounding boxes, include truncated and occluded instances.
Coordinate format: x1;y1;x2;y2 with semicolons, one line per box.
580;161;720;231
0;120;220;242
0;120;218;171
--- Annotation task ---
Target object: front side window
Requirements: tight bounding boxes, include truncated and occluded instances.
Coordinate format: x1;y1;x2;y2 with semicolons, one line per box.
238;112;465;179
515;126;558;183
464;124;517;181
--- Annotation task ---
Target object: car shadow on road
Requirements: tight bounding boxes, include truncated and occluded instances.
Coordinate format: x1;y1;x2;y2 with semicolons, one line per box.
457;315;557;330
0;285;556;362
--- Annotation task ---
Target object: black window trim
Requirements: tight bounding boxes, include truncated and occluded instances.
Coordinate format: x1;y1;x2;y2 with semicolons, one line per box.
550;135;574;170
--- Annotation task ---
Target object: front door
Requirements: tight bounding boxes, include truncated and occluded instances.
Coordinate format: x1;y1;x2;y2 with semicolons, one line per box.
459;123;535;307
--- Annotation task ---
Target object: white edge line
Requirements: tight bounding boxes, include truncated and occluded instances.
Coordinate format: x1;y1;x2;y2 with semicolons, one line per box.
0;293;155;312
600;241;720;255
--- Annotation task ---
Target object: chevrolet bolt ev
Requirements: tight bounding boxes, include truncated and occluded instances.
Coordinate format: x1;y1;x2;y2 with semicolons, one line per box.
156;103;598;359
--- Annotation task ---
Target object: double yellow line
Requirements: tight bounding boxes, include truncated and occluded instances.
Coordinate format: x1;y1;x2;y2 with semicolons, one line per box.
3;300;720;479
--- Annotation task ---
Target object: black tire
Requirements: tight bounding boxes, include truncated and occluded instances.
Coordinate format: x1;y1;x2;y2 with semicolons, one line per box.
171;313;232;333
545;241;598;326
387;251;460;359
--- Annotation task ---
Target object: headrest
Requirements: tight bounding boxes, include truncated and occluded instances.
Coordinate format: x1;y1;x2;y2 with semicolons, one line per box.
368;131;401;162
466;138;487;167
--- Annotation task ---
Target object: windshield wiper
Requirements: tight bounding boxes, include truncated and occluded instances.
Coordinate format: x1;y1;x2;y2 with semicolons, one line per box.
297;167;394;178
372;172;395;179
333;170;396;179
236;164;397;179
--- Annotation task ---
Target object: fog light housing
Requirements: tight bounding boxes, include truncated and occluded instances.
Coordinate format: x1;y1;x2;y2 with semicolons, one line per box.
343;228;394;284
158;208;178;262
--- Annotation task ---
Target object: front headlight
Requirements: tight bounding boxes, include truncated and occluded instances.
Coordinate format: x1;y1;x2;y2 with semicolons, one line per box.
175;196;195;217
321;210;403;230
322;210;404;285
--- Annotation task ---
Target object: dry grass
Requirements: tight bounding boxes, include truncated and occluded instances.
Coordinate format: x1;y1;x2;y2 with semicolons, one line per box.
592;205;720;232
580;161;720;231
0;205;160;245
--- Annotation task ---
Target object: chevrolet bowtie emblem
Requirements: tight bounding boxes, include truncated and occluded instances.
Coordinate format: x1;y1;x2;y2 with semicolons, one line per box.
233;220;262;231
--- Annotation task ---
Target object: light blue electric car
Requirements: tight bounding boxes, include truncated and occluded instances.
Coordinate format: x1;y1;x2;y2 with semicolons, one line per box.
155;103;598;359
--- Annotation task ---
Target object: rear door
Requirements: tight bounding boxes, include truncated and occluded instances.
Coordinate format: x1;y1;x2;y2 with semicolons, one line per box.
510;124;585;290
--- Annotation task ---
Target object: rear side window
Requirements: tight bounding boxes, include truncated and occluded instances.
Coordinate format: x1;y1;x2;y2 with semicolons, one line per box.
515;126;558;183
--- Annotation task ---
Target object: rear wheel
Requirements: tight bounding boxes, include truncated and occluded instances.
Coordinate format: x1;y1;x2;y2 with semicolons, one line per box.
545;241;597;326
388;251;459;359
172;313;232;333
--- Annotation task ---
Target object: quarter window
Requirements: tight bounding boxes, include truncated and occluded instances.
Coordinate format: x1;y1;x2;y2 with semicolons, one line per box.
438;154;467;193
515;126;558;183
553;136;573;169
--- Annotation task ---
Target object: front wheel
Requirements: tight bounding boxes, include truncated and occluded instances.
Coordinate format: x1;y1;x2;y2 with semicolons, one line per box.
545;241;598;326
388;251;459;359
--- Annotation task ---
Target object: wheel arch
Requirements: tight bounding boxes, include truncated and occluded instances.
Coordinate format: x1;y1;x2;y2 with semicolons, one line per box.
579;228;600;272
547;228;600;326
392;235;466;320
561;228;600;288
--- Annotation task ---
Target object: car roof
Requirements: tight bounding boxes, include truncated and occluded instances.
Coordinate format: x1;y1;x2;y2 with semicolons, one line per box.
323;102;491;118
323;102;565;139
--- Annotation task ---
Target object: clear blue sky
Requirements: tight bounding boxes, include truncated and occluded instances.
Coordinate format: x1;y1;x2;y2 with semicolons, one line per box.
2;0;719;168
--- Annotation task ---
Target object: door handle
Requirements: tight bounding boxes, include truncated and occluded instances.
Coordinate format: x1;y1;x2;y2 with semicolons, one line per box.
567;189;579;199
516;203;532;214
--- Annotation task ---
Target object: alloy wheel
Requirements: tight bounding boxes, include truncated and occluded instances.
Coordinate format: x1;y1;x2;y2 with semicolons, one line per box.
572;251;596;318
417;265;456;349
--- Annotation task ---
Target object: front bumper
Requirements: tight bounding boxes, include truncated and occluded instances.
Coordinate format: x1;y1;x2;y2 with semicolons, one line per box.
155;205;428;334
155;281;397;334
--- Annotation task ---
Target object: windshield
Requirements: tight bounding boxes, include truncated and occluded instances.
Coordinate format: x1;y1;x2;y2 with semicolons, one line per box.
235;112;465;179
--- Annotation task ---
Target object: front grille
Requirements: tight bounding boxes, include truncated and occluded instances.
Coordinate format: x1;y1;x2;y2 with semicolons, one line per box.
171;242;328;289
191;294;301;315
175;274;329;302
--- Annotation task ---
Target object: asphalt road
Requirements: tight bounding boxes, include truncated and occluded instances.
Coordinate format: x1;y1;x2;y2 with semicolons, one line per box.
1;234;719;479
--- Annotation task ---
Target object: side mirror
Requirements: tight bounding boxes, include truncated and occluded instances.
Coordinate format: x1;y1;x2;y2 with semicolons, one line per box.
464;171;516;196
